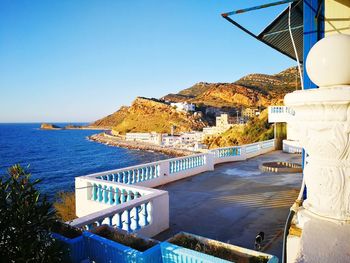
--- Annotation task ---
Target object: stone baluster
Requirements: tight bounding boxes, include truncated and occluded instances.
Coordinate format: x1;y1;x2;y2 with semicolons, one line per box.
92;183;98;201
126;209;132;232
109;186;114;205
135;206;141;230
115;188;120;204
103;185;108;203
118;212;123;229
108;216;113;226
144;202;149;225
98;184;103;202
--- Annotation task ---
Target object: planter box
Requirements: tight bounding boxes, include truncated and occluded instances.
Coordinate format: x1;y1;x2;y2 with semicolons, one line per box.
161;232;278;263
83;225;162;263
51;223;87;263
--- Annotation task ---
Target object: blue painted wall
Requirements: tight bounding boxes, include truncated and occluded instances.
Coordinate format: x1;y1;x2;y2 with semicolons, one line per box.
303;0;325;90
302;0;324;199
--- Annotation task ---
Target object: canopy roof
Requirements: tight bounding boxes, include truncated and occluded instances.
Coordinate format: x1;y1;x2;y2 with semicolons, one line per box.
222;0;304;62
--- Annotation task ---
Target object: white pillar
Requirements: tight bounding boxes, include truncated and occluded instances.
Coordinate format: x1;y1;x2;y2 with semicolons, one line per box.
285;35;350;221
285;35;350;262
206;152;215;171
75;177;91;218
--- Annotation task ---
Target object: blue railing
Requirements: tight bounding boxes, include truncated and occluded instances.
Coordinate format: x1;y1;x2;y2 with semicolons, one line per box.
212;147;241;158
169;155;206;174
95;164;159;184
90;184;144;205
73;200;152;232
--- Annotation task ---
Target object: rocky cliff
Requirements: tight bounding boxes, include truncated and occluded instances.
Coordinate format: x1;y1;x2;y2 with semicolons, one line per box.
192;83;270;108
162;67;300;107
91;106;130;128
91;67;300;133
90;97;207;133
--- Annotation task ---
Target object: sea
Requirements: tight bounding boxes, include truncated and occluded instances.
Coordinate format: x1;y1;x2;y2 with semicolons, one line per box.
0;123;169;201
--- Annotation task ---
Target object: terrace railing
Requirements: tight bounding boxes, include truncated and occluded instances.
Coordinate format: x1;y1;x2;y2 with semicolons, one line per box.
211;139;275;164
83;153;212;188
268;106;295;123
71;182;168;237
72;139;275;237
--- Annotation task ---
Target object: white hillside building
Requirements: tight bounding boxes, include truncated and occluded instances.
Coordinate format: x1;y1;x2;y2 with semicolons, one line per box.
170;102;195;112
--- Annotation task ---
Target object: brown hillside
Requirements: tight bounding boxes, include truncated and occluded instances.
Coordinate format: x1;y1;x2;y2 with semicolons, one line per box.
162;67;301;108
161;93;192;103
90;106;129;128
178;82;212;97
235;66;300;98
92;97;207;133
192;83;271;108
91;66;301;132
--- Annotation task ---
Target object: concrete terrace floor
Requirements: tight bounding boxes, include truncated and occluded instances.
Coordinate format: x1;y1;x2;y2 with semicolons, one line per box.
154;150;302;259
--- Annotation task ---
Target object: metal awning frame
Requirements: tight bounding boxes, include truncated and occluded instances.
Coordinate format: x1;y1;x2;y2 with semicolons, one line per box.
221;0;302;61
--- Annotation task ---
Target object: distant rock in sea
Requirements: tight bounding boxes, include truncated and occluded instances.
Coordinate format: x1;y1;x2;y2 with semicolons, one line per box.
40;123;62;130
65;124;83;129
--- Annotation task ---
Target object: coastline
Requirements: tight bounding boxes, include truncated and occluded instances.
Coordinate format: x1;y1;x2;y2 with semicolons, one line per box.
88;133;196;157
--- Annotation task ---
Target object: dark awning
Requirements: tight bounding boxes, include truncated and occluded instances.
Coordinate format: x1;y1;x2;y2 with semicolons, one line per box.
222;0;304;62
257;1;303;62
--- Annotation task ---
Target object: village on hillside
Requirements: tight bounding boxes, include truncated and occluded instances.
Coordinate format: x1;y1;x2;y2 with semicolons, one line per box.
111;103;261;152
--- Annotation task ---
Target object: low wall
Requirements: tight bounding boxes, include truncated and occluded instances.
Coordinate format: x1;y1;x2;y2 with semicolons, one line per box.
72;139;276;237
73;179;169;237
268;106;294;123
283;139;302;154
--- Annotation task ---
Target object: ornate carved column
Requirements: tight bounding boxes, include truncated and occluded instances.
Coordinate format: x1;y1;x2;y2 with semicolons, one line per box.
285;34;350;221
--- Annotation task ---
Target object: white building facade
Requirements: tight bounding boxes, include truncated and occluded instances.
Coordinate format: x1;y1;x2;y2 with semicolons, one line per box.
170;102;196;112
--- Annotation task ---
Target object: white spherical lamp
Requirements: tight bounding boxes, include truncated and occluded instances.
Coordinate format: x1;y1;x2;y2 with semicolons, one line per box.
306;34;350;88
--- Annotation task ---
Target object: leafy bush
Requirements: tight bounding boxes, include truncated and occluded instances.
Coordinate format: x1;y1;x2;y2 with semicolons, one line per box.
54;192;77;222
0;165;63;262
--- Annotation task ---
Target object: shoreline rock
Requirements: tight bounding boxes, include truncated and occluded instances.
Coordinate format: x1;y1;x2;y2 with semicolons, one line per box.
88;133;196;157
40;123;62;130
40;123;108;130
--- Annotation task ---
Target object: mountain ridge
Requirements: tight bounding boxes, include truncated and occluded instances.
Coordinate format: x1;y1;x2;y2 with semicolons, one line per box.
91;66;300;132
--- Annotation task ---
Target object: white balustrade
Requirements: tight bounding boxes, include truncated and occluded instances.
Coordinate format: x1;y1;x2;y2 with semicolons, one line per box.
81;140;275;188
75;177;153;217
268;106;295;123
70;187;169;237
73;139;276;237
283;139;302;154
85;162;160;184
169;154;206;174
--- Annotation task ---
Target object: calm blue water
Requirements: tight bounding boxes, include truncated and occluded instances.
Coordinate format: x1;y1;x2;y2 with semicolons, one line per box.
0;123;169;200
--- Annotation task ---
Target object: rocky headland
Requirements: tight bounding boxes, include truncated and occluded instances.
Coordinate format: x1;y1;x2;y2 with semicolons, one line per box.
89;97;208;132
43;67;300;153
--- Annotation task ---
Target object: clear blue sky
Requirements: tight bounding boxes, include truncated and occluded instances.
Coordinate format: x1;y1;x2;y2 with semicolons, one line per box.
0;1;296;123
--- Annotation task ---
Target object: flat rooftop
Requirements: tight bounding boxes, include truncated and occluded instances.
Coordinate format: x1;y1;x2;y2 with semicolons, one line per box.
155;150;302;259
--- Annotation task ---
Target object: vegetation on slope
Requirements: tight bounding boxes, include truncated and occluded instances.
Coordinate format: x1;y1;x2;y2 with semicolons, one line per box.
235;66;300;99
91;66;300;133
178;82;212;97
192;83;271;108
92;97;207;133
91;106;129;128
54;192;77;222
161;67;301;109
204;110;274;149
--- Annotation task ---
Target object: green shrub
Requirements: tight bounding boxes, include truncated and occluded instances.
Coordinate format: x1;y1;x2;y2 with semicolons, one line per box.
205;110;274;149
54;192;77;222
0;164;64;262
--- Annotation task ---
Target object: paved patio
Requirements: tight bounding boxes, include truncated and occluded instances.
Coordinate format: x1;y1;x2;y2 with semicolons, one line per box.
154;150;302;259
